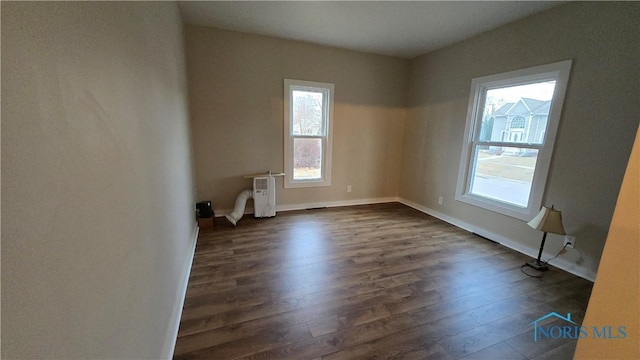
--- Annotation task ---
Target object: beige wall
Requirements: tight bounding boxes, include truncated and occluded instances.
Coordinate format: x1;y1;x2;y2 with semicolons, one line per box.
185;26;408;212
400;2;640;279
1;2;196;358
574;127;639;359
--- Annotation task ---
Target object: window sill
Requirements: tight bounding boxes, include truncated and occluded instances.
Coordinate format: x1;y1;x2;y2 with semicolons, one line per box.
455;192;535;221
284;179;331;189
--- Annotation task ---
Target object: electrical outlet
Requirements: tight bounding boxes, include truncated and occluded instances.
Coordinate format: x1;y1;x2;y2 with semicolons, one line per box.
347;185;352;193
564;235;576;249
438;196;443;205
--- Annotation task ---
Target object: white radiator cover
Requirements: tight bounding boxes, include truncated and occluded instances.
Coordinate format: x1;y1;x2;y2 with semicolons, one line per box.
253;176;276;218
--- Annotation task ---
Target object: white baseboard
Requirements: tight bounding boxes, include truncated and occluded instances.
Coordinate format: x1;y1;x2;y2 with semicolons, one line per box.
162;223;199;359
398;198;596;282
214;197;400;217
277;197;400;212
399;198;477;233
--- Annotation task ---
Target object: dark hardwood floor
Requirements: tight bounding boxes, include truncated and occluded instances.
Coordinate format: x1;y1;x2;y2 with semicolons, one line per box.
174;203;593;360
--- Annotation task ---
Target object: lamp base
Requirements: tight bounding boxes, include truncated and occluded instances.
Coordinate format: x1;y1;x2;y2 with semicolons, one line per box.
525;260;549;272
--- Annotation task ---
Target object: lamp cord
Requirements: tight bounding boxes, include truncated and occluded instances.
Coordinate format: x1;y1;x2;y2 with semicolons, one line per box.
520;243;570;278
541;243;569;265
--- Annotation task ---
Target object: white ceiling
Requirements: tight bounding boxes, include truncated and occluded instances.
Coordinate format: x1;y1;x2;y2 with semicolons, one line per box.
178;1;566;59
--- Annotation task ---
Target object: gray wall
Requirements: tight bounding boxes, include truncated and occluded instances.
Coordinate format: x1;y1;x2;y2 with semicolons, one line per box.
1;2;196;358
575;127;640;359
400;2;639;279
185;26;408;212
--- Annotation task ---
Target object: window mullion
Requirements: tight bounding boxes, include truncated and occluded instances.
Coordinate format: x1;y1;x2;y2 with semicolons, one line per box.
473;141;543;150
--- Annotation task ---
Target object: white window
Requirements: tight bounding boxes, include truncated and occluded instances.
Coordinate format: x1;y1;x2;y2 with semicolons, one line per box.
284;79;334;188
455;60;572;220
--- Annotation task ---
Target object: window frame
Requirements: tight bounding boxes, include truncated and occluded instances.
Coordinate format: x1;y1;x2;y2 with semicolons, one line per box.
283;79;334;188
455;60;572;220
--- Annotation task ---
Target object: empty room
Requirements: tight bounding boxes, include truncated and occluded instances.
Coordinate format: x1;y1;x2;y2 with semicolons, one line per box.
1;1;638;360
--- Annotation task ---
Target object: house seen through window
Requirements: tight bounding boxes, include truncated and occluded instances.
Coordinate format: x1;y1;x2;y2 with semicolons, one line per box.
473;83;555;206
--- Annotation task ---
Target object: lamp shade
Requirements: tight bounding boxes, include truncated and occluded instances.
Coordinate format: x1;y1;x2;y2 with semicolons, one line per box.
527;206;566;235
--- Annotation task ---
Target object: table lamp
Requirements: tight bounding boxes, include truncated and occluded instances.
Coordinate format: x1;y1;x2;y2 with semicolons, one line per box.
525;205;566;271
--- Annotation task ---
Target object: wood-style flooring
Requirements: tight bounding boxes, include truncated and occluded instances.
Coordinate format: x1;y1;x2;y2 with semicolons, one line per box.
174;203;593;360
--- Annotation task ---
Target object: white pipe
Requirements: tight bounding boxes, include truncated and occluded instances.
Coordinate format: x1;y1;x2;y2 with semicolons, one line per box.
225;189;253;226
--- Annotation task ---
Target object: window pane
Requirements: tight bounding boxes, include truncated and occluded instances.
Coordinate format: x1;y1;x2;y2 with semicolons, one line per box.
293;138;322;180
292;90;324;136
480;81;556;145
469;146;539;207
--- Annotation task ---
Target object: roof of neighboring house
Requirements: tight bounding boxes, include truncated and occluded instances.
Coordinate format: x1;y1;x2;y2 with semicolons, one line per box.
491;98;551;117
530;100;551;114
522;98;550;113
493;102;515;116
